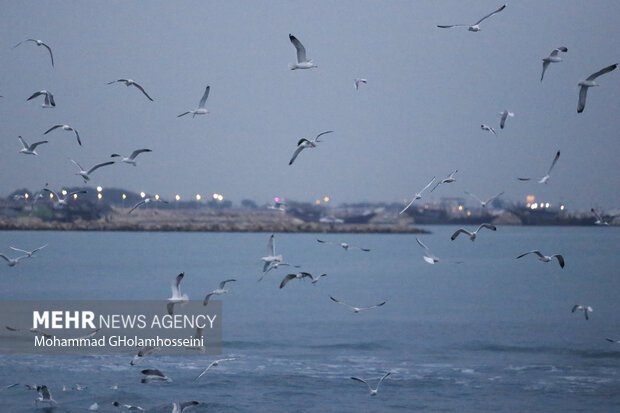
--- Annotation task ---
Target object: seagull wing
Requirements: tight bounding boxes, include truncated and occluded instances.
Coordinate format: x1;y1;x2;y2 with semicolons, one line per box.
485;191;504;204
279;274;297;289
516;250;543;259
289;145;305;165
541;60;550;82
451;229;471;240
72;129;82;146
376;372;391;390
198;86;210;108
586;63;618;81
219;279;236;289
329;296;353;309
500;111;509;129
74;328;101;340
70;158;84;171
128;200;147;214
351;377;372;391
86;161;115;175
399;198;417;214
315;130;334;141
477;223;497;232
141;369;165;377
180;401;200;411
41;42;54;67
129;148;152;160
30;140;49;150
44;125;63;134
9;247;29;254
46;92;55;106
591;208;603;221
465;191;483;204
546;150;560;176
577;85;589;113
268;234;276;256
203;293;215;306
420;176;436;194
27;91;44;101
437;24;468;29
194;362;216;380
18;136;29;149
552;254;565;268
177;111;191;118
131;82;154;101
289;34;307;63
359;301;387;311
474;4;506;25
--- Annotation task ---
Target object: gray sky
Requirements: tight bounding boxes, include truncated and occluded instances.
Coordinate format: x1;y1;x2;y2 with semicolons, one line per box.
1;1;618;210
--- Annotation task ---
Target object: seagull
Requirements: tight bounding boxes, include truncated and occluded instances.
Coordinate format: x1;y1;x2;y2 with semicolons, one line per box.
17;136;48;155
108;79;154;101
280;272;327;289
9;244;47;258
451;223;497;241
289;130;333;165
178;86;210;118
262;261;300;274
415;238;463;264
316;239;370;252
13;39;54;66
141;369;171;383
329;296;386;313
577;63;617;113
203;279;237;306
113;401;145;411
605;338;620;344
128;198;169;214
44;124;82;146
571;305;593;321
261;234;283;271
130;346;159;366
167;273;189;315
431;170;458;192
591;208;610;226
499;110;514;129
172;401;199;413
27;90;55;107
517;150;560;184
481;124;497;135
464;191;504;208
44;188;87;206
0;254;28;267
70;159;115;183
354;78;367;90
6;325;51;337
289;34;317;70
400;176;435;214
437;4;506;32
111;149;152;166
516;250;565;268
194;358;236;381
541;47;568;82
351;372;391;396
35;385;57;406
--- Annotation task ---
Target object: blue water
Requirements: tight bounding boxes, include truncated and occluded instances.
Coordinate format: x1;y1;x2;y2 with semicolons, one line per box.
0;227;619;412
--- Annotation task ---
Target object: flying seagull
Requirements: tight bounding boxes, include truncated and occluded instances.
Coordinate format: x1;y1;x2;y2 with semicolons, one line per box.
27;90;55;107
194;358;237;381
289;130;333;165
464;191;504;208
172;401;200;413
571;305;593;321
167;272;189;315
437;4;506;32
70;159;115;183
541;47;568;82
111;149;152;166
415;238;463;264
261;234;283;271
317;239;370;252
130;346;159;366
517;150;560;184
44;124;82;146
577;63;617;113
203;279;237;306
591;208;610;226
516;250;565;268
6;325;51;338
17;136;48;155
113;401;144;411
431;170;458;192
451;223;496;241
605;338;620;344
354;78;367;90
0;254;28;267
499;110;514;129
9;244;47;258
44;188;87;206
280;272;326;289
329;296;386;313
289;34;317;70
480;124;497;135
400;176;435;214
178;86;210;118
35;385;57;406
14;39;54;67
140;369;171;383
351;372;391;396
107;79;154;101
128;197;169;214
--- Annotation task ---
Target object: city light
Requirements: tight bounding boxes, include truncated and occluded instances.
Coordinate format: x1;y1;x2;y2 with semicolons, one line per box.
49;192;54;199
122;194;126;200
61;189;68;196
96;186;102;192
274;197;280;202
175;194;180;201
560;205;565;210
155;194;160;200
323;196;330;203
315;200;321;205
531;203;538;210
545;203;550;208
196;194;201;201
97;193;102;200
466;211;471;216
24;193;29;199
458;205;463;211
73;193;78;199
140;192;146;198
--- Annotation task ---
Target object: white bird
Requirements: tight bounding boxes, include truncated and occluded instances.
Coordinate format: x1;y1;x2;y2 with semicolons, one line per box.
0;254;28;267
316;239;370;252
6;325;51;337
44;124;82;146
261;234;284;271
140;369;171;383
591;208;610;226
288;130;333;165
17;136;48;155
35;385;56;406
289;34;317;70
516;250;565;268
128;197;169;214
577;63;617;113
431;170;458;192
194;358;236;381
27;90;55;107
400;176;435;214
351;372;391;396
481;124;497;135
499;110;514;129
415;238;463;264
13;39;54;66
70;159;115;183
464;191;504;208
108;79;154;101
172;401;199;413
130;346;159;366
517;150;560;184
329;296;386;313
354;78;367;90
9;244;47;258
451;223;497;241
203;279;237;306
541;47;568;82
280;272;327;289
178;86;210;118
111;149;152;166
167;273;189;315
44;188;87;206
572;305;593;321
113;401;145;411
262;261;299;275
437;4;506;32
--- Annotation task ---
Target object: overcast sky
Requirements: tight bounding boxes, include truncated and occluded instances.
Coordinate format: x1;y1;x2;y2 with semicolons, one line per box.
1;1;618;210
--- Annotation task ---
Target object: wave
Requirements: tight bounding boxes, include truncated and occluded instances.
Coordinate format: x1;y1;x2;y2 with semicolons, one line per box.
470;343;620;359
